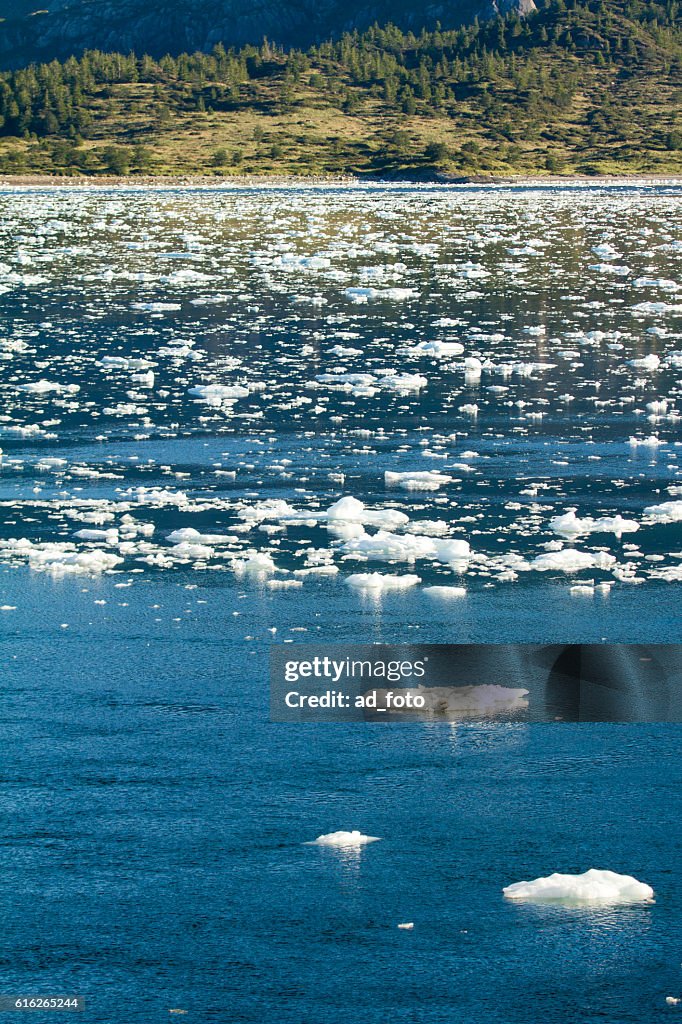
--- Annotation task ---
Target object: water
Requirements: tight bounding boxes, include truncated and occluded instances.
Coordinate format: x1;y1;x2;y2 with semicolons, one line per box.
0;182;680;1022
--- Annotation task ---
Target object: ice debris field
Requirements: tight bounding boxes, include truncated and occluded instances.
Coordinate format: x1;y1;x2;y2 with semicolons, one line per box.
0;182;680;599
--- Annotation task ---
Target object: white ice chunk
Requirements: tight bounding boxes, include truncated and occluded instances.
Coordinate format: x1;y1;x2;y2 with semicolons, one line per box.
643;500;682;524
385;471;453;491
188;384;250;405
372;684;528;716
306;830;381;847
531;549;615;573
550;509;639;538
325;496;409;529
16;380;80;395
345;572;421;591
423;586;467;598
503;868;654;904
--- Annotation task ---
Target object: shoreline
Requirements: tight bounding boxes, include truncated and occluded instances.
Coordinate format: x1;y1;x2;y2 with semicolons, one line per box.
1;172;681;188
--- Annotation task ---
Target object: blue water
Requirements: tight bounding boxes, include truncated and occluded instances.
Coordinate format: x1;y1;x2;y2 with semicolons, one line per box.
0;570;680;1022
0;183;680;1022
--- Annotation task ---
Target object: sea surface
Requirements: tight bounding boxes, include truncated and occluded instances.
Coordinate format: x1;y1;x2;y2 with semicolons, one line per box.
0;182;680;1022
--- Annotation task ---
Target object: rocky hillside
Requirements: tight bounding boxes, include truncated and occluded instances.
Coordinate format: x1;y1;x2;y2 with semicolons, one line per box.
0;0;536;69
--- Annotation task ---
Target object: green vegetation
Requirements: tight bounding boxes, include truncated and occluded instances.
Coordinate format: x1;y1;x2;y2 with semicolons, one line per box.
0;0;680;177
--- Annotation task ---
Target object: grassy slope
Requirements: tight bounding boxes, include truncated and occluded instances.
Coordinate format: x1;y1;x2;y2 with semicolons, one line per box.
0;0;680;177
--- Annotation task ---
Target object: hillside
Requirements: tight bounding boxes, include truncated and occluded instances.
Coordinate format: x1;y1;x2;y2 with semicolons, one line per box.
0;0;680;179
0;0;535;70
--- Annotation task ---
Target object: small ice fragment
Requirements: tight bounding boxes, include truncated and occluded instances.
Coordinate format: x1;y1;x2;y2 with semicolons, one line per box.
306;830;381;847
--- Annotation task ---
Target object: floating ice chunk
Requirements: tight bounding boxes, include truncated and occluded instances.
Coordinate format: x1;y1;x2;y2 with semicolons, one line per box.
293;565;339;577
632;301;682;315
167;527;234;545
171;541;215;560
589;263;630;276
531;549;615;573
344;286;417;302
125;486;189;506
423;586;467;598
372;684;528;716
160;268;215;284
325;496;409;529
131;302;182;312
632;277;679;291
342;530;470;568
346;572;421;591
628;354;661;371
131;370;155;388
28;546;122;575
16;380;80;394
629;435;663;447
590;515;639;537
643;500;682;524
0;538;35;557
402;340;464;358
591;243;620;259
377;371;427;392
550;510;639;538
102;402;148;417
36;457;67;472
404;520;450;537
272;253;331;271
74;528;119;543
188;384;250;405
96;355;130;369
503;868;654;904
385;471;453;491
232;551;277;575
306;830;381;847
328;345;362;357
315;370;426;394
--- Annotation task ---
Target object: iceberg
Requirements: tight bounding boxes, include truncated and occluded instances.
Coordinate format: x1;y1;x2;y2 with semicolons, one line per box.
503;868;654;904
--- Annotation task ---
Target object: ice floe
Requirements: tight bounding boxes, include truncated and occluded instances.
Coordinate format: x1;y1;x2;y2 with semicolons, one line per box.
503;869;654;904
